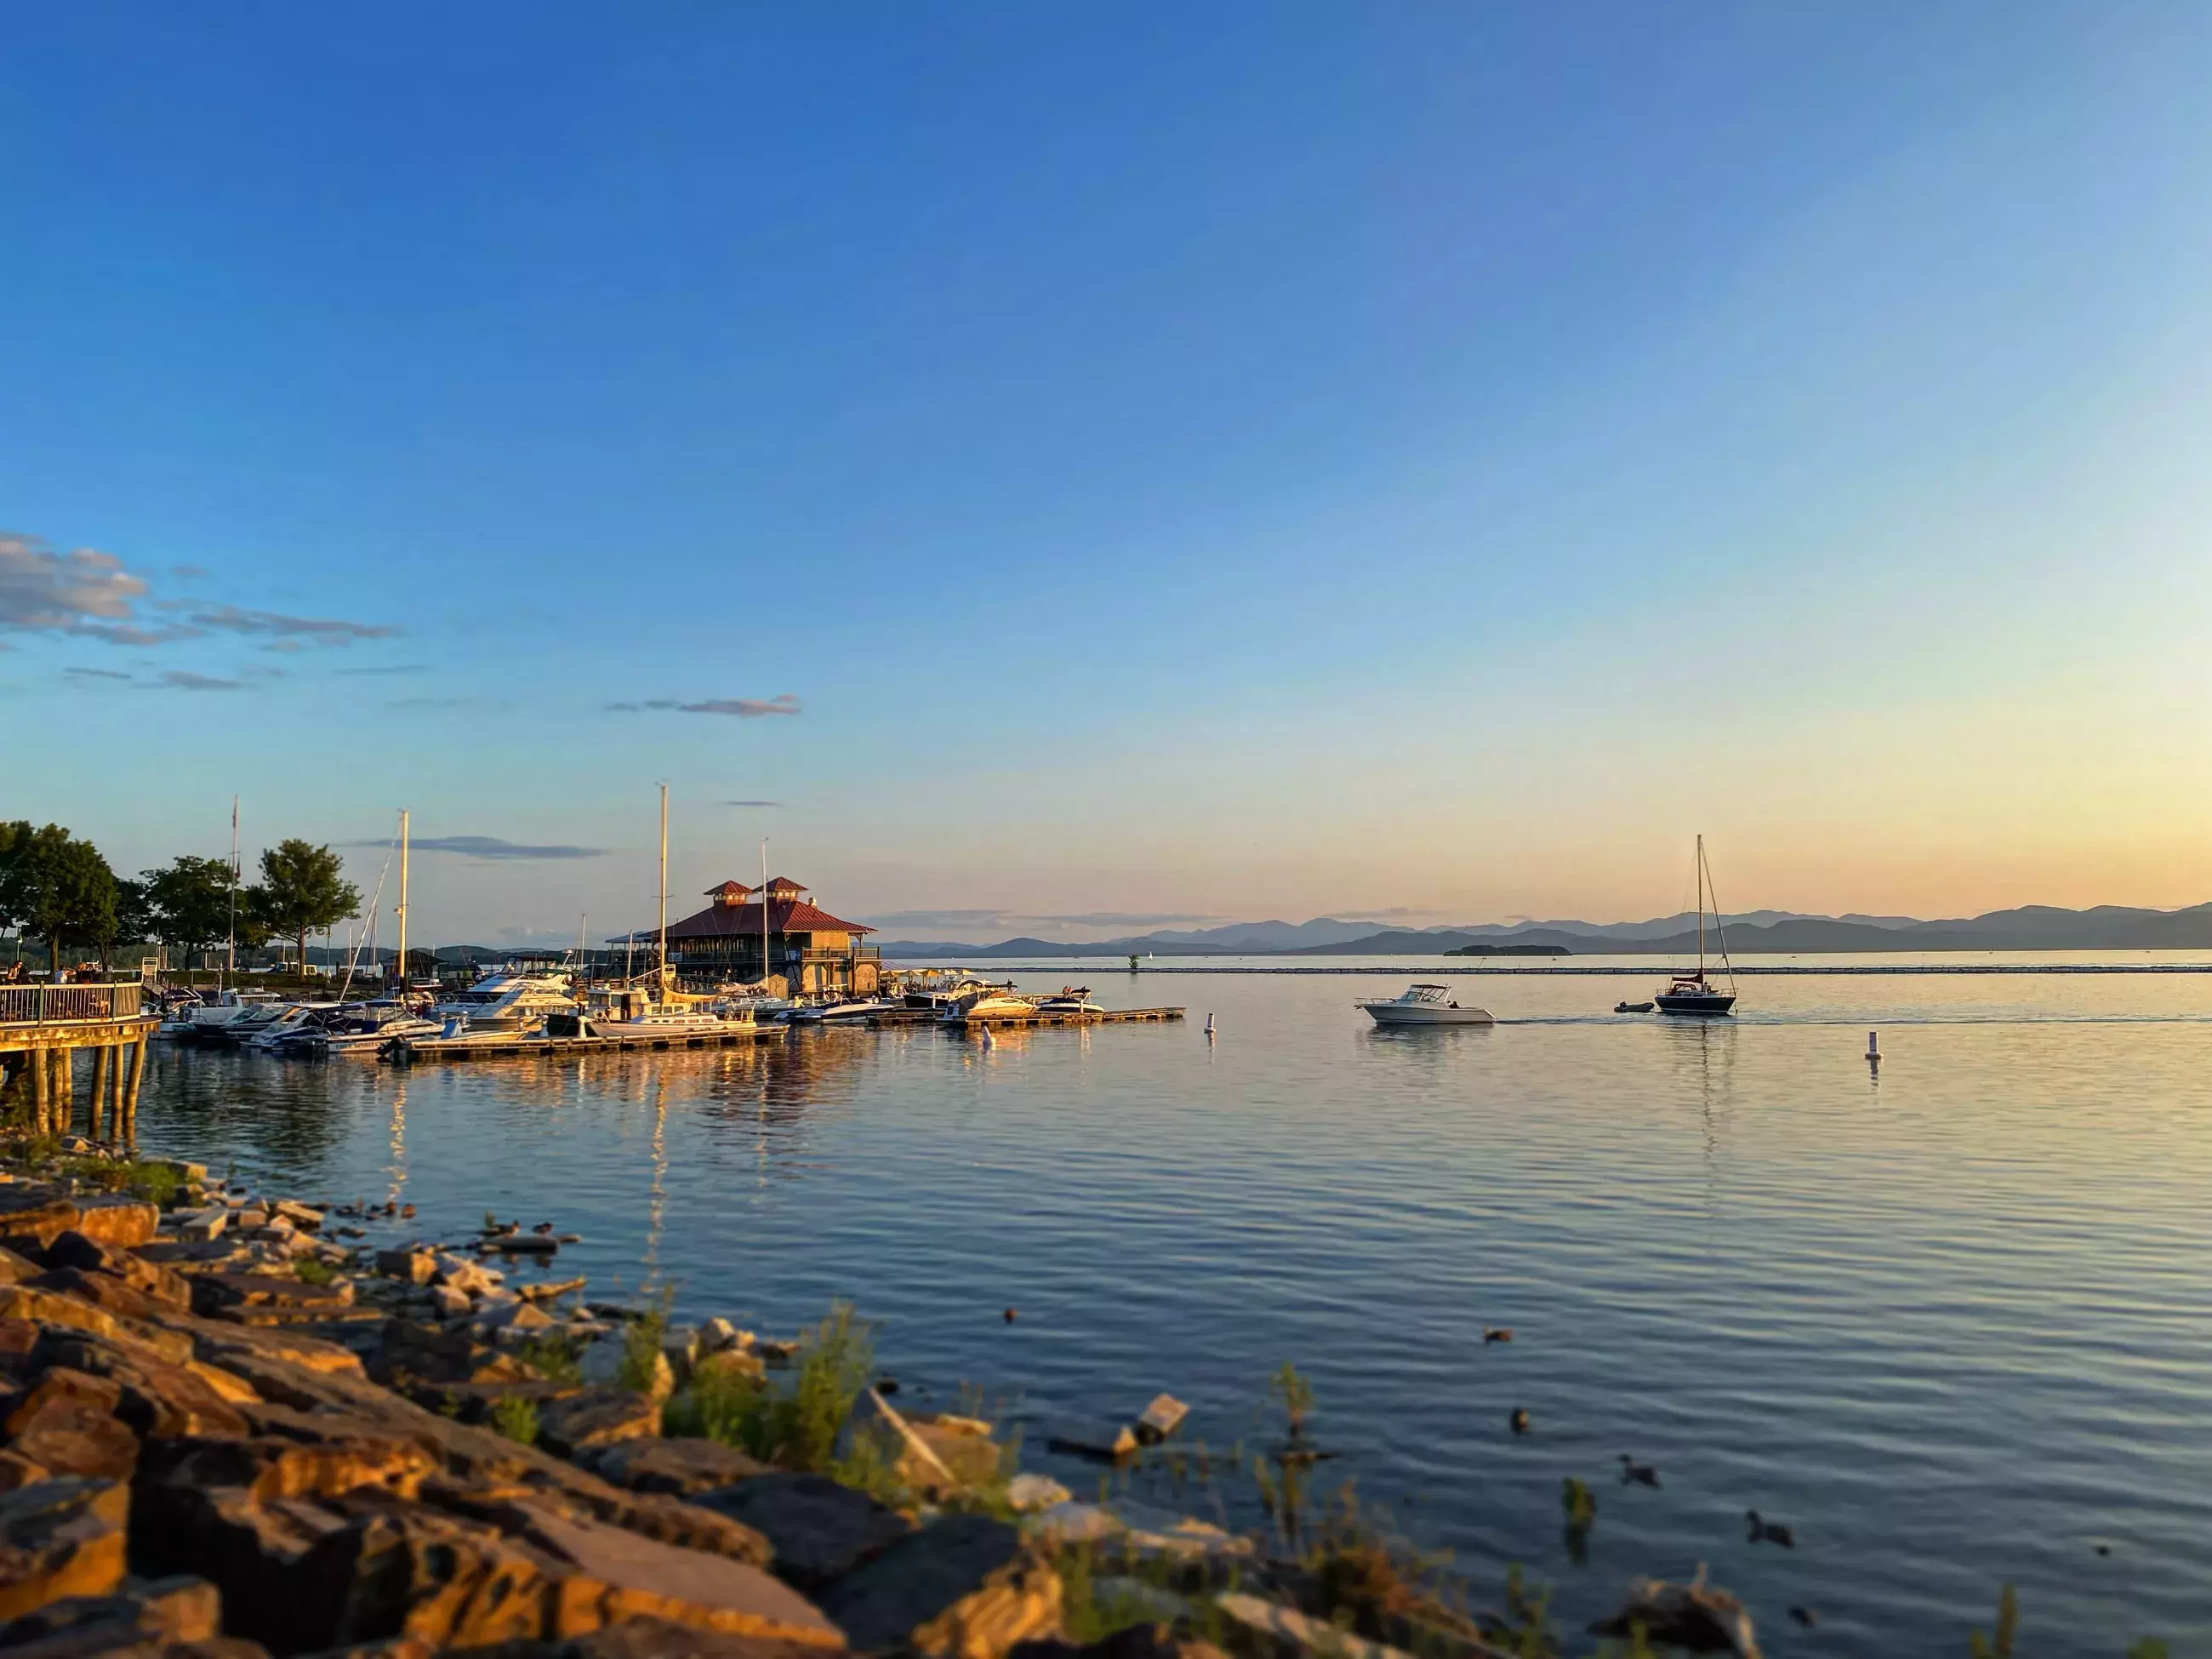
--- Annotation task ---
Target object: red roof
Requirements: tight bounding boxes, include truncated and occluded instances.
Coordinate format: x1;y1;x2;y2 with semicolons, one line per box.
760;875;807;896
664;897;875;940
704;881;754;903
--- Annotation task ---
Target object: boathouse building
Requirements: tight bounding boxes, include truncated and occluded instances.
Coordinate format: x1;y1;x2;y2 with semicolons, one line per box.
658;877;881;999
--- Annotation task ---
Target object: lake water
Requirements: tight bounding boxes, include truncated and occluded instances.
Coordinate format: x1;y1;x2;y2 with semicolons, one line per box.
131;955;2212;1656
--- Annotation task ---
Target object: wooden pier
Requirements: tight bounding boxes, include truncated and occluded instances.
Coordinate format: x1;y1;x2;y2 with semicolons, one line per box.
945;1006;1185;1029
387;1024;787;1064
0;981;159;1137
387;1004;1187;1061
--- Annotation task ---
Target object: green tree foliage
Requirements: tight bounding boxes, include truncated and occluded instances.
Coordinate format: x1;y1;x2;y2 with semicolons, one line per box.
0;823;118;970
143;855;242;977
247;840;360;977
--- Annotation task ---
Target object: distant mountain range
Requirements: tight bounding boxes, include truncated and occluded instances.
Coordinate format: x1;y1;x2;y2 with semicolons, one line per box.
875;903;2212;957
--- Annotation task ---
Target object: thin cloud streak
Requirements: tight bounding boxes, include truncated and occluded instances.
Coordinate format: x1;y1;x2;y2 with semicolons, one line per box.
608;693;801;717
349;834;605;861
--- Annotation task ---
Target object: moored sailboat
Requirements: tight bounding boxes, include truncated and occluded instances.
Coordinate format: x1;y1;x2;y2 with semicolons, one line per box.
1654;835;1736;1016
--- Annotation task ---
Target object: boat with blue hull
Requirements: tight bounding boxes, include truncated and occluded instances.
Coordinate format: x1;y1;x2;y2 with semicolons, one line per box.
1654;835;1737;1017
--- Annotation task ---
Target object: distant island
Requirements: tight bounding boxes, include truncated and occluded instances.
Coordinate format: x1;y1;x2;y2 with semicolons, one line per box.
874;900;2212;958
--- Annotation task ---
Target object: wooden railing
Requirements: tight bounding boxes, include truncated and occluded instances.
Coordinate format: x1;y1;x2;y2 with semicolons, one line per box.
0;981;145;1028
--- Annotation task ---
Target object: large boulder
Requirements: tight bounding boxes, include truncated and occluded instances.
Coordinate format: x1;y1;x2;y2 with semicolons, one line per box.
0;1478;130;1619
30;1266;178;1325
0;1572;222;1656
43;1232;192;1308
31;1330;253;1441
70;1198;160;1251
698;1474;912;1593
817;1515;1060;1659
585;1439;769;1497
1;1368;139;1481
0;1249;48;1288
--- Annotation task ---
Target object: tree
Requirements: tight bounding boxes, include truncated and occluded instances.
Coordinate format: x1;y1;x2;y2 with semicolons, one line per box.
143;855;239;981
247;840;360;980
0;824;117;971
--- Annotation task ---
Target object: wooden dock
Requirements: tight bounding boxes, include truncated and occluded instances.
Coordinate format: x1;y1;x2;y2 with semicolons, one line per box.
946;1006;1185;1029
386;1005;1186;1061
0;981;159;1137
386;1025;787;1063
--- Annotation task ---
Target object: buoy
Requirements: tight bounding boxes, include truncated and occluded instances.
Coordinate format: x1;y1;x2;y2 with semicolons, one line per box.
980;1026;995;1051
1867;1030;1880;1063
1204;1013;1215;1036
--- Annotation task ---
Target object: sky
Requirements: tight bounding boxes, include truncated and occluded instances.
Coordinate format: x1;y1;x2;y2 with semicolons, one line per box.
5;3;2212;945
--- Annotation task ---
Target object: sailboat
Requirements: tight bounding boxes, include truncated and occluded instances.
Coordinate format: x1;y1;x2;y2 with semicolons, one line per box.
1653;835;1737;1016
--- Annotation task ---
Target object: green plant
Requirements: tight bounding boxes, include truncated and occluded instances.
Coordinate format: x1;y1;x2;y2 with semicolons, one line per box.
294;1257;340;1286
122;1160;185;1206
1272;1361;1315;1436
1970;1584;2017;1659
489;1394;539;1446
617;1288;673;1393
662;1302;874;1472
514;1332;585;1386
2127;1640;2169;1659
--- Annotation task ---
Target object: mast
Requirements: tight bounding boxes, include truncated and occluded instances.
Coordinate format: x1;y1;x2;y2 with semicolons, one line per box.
658;784;670;986
225;795;240;983
761;838;771;989
396;808;409;991
1696;834;1705;978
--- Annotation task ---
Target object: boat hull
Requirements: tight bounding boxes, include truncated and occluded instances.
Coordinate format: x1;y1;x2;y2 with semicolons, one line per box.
1655;993;1735;1016
1361;1003;1494;1026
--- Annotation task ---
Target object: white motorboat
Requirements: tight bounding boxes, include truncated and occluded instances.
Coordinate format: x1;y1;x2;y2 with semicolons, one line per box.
273;1001;442;1054
180;989;279;1040
784;997;899;1024
243;1001;346;1050
584;971;761;1037
1357;983;1494;1026
938;986;1039;1023
1033;985;1099;1014
427;967;577;1035
899;971;992;1011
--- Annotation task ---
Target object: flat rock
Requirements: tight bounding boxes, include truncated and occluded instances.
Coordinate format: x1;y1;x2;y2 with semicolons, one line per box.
374;1250;435;1285
698;1474;911;1593
587;1438;771;1497
507;1498;844;1649
0;1478;130;1620
72;1197;160;1249
0;1191;82;1254
815;1514;1059;1658
30;1329;253;1441
190;1273;355;1320
0;1247;48;1287
536;1389;664;1459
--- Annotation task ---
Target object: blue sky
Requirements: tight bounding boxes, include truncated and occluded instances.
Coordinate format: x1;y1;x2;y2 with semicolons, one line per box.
6;3;2211;944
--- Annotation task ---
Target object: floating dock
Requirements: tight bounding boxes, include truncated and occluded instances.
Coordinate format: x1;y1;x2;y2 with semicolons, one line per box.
386;1026;786;1063
385;1006;1186;1062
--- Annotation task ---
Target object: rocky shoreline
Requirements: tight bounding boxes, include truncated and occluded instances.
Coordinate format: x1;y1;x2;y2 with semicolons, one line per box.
0;1142;1766;1659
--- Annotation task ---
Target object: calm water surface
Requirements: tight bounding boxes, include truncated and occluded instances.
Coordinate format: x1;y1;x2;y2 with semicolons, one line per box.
131;958;2212;1656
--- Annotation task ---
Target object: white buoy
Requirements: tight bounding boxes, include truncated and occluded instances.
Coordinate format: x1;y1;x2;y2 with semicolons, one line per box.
1205;1013;1215;1036
980;1025;995;1051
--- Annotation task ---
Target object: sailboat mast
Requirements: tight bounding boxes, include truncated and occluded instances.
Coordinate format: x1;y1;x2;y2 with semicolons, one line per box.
658;784;670;982
1696;835;1706;978
225;795;240;983
396;808;409;991
761;838;770;989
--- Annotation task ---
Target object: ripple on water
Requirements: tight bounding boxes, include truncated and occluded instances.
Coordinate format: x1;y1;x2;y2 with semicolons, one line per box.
131;966;2212;1658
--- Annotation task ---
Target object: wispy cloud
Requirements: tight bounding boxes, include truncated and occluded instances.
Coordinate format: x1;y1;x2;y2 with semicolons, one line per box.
153;670;245;692
337;663;429;676
724;799;783;807
64;666;134;681
609;693;802;718
170;564;210;581
1334;906;1431;921
377;835;606;861
186;603;397;645
0;532;153;641
386;695;510;710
